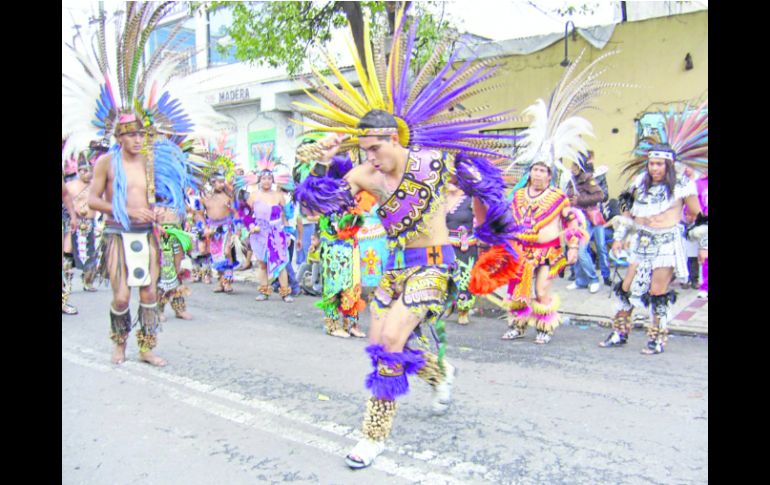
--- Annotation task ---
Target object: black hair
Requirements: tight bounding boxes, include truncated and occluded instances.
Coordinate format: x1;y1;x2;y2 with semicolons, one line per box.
358;110;398;140
358;109;398;129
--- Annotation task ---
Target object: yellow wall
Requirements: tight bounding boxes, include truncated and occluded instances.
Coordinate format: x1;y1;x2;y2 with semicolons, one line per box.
469;10;708;197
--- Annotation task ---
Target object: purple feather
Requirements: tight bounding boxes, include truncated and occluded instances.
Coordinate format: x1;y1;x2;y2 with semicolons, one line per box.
293;174;355;216
411;65;500;121
455;153;523;248
236;200;255;228
396;20;419;111
364;344;426;400
417;141;510;159
406;54;471;119
329;154;353;179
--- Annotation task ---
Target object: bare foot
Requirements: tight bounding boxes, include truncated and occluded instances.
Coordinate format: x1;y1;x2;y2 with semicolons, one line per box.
159;313;168;322
111;344;127;365
349;326;366;338
175;311;193;320
139;351;168;367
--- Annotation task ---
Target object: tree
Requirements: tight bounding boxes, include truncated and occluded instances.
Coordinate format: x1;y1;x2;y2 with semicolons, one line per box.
203;1;455;76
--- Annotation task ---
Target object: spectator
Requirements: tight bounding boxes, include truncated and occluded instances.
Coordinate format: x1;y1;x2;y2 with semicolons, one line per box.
566;152;609;293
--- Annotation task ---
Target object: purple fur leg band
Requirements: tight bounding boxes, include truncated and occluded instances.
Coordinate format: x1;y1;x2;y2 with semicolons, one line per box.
364;344;426;400
293;175;355;216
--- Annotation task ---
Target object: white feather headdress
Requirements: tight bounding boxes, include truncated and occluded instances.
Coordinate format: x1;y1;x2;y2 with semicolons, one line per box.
504;49;630;181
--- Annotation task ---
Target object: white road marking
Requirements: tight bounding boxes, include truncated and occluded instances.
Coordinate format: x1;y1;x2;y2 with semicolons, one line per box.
63;342;503;484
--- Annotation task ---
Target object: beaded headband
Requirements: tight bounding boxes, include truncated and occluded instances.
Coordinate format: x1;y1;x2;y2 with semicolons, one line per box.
648;151;675;161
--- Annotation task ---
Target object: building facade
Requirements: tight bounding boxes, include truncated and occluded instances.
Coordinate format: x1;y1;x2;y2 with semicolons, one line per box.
163;6;707;196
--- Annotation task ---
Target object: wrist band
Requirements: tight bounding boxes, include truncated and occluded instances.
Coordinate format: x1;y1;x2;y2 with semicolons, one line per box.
310;162;328;177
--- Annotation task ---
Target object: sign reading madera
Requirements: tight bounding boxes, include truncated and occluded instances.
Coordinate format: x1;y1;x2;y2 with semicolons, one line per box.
219;88;251;104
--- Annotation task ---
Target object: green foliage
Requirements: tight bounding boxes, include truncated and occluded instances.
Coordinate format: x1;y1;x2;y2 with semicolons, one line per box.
410;2;454;74
203;1;456;76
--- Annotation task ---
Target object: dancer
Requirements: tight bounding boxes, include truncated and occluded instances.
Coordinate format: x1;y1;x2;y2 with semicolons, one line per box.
600;101;708;354
291;5;520;468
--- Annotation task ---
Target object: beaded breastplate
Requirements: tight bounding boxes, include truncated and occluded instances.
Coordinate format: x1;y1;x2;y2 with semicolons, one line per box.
376;148;450;248
510;187;568;243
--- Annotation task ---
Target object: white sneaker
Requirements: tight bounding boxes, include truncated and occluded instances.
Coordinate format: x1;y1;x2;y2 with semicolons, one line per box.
566;282;579;290
588;282;600;293
431;361;456;415
697;290;708;299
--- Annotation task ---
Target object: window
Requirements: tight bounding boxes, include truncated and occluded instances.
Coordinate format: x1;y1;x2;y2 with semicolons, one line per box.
147;16;197;75
208;9;238;67
635;107;708;145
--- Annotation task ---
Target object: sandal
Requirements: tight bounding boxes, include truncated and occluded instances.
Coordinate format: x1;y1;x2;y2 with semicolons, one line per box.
62;303;79;315
641;340;664;355
501;328;524;340
599;331;627;348
535;332;552;344
345;438;385;469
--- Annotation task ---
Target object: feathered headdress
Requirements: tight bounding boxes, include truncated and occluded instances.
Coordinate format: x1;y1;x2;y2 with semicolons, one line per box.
61;2;219;229
62;1;225;162
621;100;708;179
254;143;280;173
503;49;630;185
291;4;517;158
196;131;239;182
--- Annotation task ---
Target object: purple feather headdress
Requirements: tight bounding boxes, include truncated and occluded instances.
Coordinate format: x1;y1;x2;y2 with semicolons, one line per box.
290;3;520;159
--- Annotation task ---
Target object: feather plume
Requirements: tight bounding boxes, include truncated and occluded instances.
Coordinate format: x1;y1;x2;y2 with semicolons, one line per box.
507;49;627;176
291;3;518;158
621;100;707;178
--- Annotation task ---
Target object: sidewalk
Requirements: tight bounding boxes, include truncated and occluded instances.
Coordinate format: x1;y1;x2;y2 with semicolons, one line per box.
232;263;708;336
479;273;708;336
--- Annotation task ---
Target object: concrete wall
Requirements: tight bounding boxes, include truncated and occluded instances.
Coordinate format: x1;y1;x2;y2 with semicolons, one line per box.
469;10;708;196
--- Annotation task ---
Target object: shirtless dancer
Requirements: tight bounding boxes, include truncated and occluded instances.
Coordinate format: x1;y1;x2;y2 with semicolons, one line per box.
67;156;100;291
201;173;236;293
89;114;167;366
294;112;518;468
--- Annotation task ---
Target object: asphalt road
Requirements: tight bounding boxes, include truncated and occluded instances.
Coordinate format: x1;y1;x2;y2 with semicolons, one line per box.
62;278;708;485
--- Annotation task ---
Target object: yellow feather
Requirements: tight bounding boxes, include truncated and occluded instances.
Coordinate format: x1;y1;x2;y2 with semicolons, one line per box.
317;53;369;112
310;67;367;116
344;34;377;108
289;119;359;136
293;98;360;127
